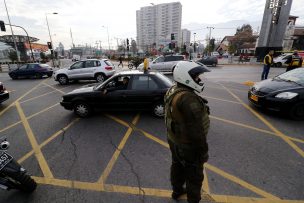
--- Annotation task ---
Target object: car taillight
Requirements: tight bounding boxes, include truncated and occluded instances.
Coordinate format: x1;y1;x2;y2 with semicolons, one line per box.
105;66;113;70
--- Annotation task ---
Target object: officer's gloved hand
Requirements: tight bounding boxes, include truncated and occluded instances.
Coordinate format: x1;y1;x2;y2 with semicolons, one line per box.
201;152;209;163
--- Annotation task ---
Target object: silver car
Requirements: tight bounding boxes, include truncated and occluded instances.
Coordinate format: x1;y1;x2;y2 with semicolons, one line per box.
138;55;185;72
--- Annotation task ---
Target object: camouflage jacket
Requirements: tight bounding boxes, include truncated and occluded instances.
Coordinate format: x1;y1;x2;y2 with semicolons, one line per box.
164;84;210;153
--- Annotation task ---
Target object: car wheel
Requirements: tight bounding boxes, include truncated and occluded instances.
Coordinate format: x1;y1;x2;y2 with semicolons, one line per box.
10;74;17;80
47;73;52;77
212;63;217;67
152;102;164;118
95;73;105;83
74;101;91;118
276;62;282;67
289;102;304;120
171;66;176;72
35;73;42;79
58;75;69;85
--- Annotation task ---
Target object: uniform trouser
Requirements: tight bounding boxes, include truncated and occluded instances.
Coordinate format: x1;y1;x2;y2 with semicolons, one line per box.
168;140;204;203
261;65;270;80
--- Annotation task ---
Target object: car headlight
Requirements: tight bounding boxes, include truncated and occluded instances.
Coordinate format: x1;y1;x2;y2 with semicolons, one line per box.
275;92;298;99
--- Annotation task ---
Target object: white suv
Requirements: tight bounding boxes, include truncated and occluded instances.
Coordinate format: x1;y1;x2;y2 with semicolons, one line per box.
54;59;115;85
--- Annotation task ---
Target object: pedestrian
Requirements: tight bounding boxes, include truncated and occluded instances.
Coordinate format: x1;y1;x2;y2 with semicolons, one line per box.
118;56;123;67
261;50;274;80
164;61;210;203
285;50;303;72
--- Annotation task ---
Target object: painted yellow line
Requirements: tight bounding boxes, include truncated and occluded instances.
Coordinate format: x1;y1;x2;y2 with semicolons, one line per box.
212;194;304;203
203;169;210;194
0;121;21;133
97;114;140;183
243;81;255;86
134;128;278;199
15;102;53;178
221;84;304;158
33;176;104;191
206;85;249;93
0;79;46;117
205;163;279;200
138;129;169;148
43;82;65;94
0;103;59;134
31;177;301;203
204;96;242;104
105;114;130;128
27;103;60;119
17;118;79;164
210;115;304;144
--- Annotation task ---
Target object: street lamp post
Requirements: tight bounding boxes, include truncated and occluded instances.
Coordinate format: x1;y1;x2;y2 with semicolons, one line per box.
102;26;110;52
4;0;20;62
207;26;214;55
46;12;57;67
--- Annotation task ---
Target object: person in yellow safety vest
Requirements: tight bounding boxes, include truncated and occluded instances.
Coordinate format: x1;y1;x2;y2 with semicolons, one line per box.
261;50;274;80
143;57;149;72
285;50;303;72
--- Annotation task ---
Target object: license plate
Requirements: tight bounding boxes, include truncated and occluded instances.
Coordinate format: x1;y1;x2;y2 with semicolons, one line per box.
250;94;258;102
0;152;13;171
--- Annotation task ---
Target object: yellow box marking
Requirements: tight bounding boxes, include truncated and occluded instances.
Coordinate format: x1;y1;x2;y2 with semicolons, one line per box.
43;82;65;94
221;84;304;158
97;114;140;183
15;102;53;178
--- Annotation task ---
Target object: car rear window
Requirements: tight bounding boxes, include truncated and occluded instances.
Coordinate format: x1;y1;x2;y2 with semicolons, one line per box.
104;60;114;67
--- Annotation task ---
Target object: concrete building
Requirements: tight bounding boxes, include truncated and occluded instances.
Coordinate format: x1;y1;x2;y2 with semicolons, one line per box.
136;2;182;52
256;0;292;59
181;29;191;46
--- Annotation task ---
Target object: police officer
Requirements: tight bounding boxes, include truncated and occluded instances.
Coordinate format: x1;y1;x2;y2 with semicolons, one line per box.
164;61;210;203
285;50;303;72
261;50;274;80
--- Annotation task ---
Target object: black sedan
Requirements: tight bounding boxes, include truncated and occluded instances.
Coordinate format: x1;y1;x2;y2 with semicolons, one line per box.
196;56;218;67
0;82;9;104
8;63;53;79
248;68;304;120
60;70;173;118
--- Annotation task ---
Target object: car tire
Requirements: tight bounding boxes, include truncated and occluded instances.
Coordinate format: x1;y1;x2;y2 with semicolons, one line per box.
95;73;105;83
212;63;217;67
276;62;282;67
10;74;17;80
47;73;53;77
58;75;69;85
152;102;164;118
171;66;176;72
73;101;92;118
289;102;304;120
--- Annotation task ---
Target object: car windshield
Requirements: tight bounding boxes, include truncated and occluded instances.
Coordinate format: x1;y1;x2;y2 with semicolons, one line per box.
275;68;304;86
155;72;173;87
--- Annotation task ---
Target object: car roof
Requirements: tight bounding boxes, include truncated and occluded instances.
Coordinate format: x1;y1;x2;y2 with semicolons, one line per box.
115;70;158;76
79;59;109;62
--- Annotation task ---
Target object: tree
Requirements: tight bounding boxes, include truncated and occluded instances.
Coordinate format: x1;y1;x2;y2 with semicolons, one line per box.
230;24;256;54
8;50;17;62
131;40;137;54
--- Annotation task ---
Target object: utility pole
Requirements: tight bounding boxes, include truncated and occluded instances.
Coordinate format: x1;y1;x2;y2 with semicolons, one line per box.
4;0;20;62
207;26;215;55
70;28;75;48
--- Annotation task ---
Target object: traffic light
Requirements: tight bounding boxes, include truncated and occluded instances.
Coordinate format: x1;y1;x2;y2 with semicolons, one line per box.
126;38;129;46
0;21;6;32
47;42;52;49
171;33;175;40
169;43;172;49
172;43;175;49
210;38;215;47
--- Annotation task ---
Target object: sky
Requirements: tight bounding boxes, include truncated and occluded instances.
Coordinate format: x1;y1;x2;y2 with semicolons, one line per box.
0;0;303;49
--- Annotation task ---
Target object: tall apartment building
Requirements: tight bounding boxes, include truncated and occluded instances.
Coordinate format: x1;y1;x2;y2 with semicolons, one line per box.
136;2;182;51
181;29;191;45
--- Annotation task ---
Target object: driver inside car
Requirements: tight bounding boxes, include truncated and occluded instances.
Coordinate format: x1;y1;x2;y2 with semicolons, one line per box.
103;76;130;94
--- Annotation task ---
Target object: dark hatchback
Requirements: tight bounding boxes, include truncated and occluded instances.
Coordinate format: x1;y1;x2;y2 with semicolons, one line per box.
0;82;9;104
60;70;173;118
8;63;53;79
248;68;304;120
196;56;218;67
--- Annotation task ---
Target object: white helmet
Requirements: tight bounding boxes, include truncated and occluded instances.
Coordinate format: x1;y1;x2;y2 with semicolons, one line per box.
173;61;210;93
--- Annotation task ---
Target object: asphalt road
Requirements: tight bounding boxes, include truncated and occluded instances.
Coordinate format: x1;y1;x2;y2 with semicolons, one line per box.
0;65;303;203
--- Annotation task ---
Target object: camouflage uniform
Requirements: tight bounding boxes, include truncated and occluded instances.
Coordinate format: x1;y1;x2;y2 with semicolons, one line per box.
165;84;210;203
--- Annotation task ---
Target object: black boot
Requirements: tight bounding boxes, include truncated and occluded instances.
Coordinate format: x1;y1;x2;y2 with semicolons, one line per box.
172;188;187;200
